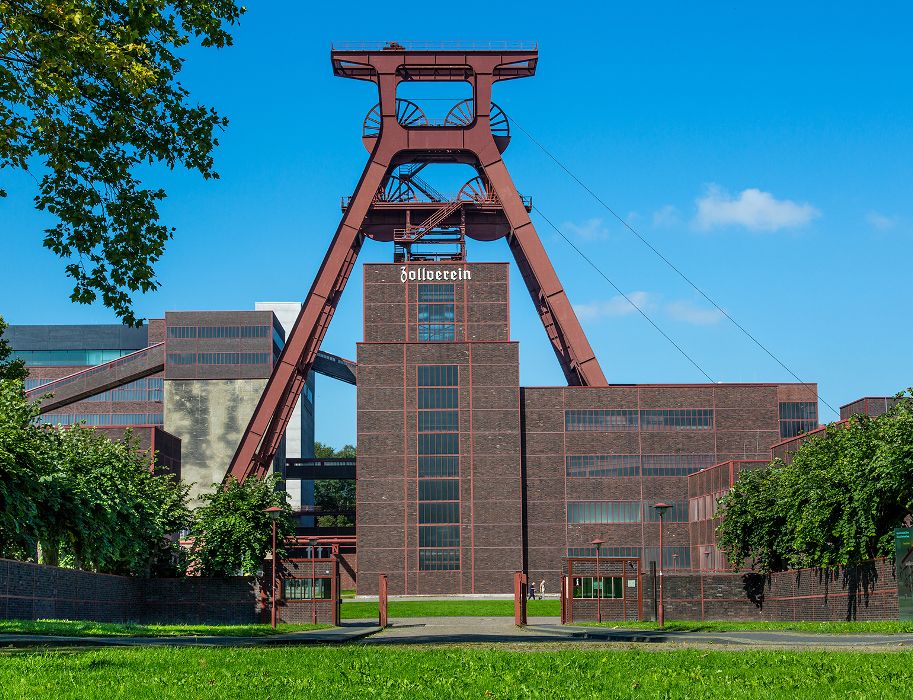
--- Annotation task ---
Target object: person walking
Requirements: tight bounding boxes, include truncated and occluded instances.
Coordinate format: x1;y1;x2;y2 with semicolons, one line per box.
539;578;546;598
528;581;536;600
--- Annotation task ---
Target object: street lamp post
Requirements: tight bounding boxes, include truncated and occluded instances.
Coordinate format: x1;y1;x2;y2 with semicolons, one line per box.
591;538;605;623
653;503;672;628
265;506;283;629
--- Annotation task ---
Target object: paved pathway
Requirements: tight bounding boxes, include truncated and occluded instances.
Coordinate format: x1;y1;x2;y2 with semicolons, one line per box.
357;616;913;649
4;618;912;650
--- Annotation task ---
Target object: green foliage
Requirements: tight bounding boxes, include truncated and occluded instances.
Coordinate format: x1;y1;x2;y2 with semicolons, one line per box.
0;378;43;557
718;390;913;572
190;474;292;576
0;316;26;381
0;1;243;325
2;646;913;699
0;377;190;574
38;426;191;575
314;441;355;527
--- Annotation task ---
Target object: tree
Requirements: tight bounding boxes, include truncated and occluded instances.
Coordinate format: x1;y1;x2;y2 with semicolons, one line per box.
1;1;244;325
718;390;913;572
190;474;292;577
37;425;191;575
0;377;43;558
314;441;355;528
0;316;26;381
0;377;191;573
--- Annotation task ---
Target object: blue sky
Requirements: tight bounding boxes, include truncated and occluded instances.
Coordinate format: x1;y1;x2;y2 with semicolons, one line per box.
2;2;911;448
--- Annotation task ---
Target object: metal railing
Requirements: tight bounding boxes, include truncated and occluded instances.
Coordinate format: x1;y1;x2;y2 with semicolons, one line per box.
342;193;532;210
332;41;537;52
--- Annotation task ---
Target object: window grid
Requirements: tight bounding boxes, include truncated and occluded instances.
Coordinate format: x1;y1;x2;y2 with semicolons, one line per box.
166;325;271;339
571;577;624;599
418;549;460;571
166;352;271;366
282;578;331;600
778;402;818;438
567;546;692;569
565;409;714;432
13;349;135;366
38;413;164;427
417;284;455;342
417;364;460;571
567;500;689;524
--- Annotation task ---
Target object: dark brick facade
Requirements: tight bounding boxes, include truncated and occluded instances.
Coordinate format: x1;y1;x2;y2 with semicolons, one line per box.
687;460;766;570
356;261;820;596
523;383;812;595
358;263;522;595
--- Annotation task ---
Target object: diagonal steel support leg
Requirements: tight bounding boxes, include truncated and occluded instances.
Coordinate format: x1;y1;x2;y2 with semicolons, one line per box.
481;158;607;387
225;156;389;483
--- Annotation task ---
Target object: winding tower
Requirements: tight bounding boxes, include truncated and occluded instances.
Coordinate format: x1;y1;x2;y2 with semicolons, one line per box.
226;43;608;483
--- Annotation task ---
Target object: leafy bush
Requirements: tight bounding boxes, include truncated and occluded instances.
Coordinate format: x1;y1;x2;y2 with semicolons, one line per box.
718;390;913;572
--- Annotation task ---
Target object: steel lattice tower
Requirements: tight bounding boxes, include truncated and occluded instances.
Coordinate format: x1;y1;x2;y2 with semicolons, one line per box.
226;43;607;482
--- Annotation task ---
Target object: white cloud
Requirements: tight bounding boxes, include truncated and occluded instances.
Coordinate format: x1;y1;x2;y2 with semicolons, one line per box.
652;204;681;228
563;217;609;241
574;291;652;321
575;293;722;326
665;300;724;326
695;184;820;231
866;211;897;230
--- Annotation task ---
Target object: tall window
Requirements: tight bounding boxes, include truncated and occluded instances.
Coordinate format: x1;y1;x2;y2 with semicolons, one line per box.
779;402;818;438
417;364;460;571
417;284;455;342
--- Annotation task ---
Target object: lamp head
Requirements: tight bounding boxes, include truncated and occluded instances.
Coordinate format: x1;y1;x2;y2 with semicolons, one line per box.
265;506;283;521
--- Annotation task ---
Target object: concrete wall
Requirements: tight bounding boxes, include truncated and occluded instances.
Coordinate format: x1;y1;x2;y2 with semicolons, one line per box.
165;379;268;500
255;302;316;522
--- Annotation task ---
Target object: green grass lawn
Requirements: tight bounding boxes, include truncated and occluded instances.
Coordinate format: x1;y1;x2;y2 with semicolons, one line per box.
341;598;560;619
1;646;911;699
576;620;913;634
0;620;330;638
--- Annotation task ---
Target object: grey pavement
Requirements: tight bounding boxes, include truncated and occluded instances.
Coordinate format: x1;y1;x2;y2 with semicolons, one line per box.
4;617;912;650
355;616;913;649
0;623;381;649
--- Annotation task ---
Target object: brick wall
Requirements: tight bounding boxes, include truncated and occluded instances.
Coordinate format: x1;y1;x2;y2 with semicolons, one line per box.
0;558;341;626
0;558;142;623
567;559;898;623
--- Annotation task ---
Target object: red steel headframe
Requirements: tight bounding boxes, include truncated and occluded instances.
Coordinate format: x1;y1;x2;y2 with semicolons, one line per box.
225;46;607;483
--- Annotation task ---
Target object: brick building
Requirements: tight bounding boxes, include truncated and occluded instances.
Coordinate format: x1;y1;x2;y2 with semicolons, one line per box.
355;261;820;595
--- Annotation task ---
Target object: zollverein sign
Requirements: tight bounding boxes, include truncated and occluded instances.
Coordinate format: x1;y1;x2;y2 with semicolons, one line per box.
400;267;471;283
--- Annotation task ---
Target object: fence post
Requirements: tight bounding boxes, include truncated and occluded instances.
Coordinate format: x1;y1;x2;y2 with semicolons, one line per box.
650;561;658;622
514;571;527;626
378;574;388;628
